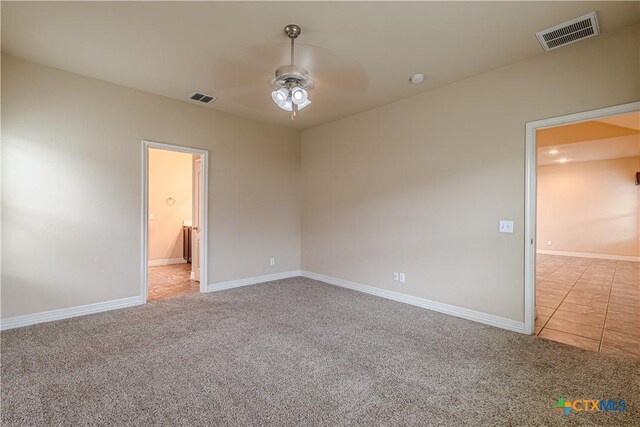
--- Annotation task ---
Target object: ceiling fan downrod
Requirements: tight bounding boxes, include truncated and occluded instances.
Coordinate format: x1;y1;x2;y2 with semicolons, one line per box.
284;24;300;66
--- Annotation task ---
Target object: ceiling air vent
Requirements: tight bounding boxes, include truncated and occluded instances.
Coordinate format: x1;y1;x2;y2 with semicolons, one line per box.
536;12;599;52
188;92;216;104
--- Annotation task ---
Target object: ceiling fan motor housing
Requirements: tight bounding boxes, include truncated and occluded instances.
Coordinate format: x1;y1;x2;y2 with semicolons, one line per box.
273;65;314;90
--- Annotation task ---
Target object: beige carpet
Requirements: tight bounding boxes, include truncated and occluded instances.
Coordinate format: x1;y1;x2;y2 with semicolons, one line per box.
2;277;639;425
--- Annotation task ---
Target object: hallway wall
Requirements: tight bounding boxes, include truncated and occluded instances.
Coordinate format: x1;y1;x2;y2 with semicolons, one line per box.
537;157;640;258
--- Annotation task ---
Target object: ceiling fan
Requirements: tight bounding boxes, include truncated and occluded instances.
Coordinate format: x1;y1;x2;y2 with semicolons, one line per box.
210;24;368;124
270;24;313;119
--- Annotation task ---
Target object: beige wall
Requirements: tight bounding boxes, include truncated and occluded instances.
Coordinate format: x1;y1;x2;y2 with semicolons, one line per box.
537;157;640;258
2;24;639;324
1;54;301;319
148;148;192;262
301;25;640;322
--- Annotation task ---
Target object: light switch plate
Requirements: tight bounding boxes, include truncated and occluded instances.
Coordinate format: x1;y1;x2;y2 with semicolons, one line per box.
149;214;155;221
499;220;514;233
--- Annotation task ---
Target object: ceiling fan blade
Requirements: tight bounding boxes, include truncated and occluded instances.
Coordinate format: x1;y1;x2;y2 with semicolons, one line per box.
210;41;369;114
295;45;369;94
211;42;368;92
211;43;286;91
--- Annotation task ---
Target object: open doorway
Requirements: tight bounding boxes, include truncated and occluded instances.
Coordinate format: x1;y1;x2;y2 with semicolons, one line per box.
142;140;208;302
525;103;639;359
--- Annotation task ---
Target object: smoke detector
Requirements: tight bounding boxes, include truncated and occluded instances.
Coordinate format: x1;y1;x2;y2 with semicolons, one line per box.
410;73;425;84
536;12;599;52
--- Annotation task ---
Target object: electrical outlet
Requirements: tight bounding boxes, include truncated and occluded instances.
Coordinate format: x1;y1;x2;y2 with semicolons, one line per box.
269;257;275;266
393;272;399;281
547;240;552;246
399;272;406;283
149;213;155;221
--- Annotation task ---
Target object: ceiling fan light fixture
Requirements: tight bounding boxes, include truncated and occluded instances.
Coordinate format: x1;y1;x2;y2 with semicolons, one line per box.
296;98;311;110
272;88;289;107
272;88;293;111
280;100;293;112
291;87;308;105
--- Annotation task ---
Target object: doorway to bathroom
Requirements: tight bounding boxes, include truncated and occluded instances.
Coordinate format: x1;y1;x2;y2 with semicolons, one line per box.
142;140;208;302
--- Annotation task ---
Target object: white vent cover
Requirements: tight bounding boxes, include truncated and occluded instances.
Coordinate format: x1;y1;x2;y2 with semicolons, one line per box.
536;12;599;51
188;92;216;104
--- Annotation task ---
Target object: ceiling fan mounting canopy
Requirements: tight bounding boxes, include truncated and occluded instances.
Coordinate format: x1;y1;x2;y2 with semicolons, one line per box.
284;24;301;39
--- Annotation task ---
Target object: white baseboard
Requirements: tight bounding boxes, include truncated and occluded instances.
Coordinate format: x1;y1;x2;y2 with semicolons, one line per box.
537;249;639;262
2;270;525;333
148;258;187;267
0;296;144;331
206;270;302;293
190;272;196;280
301;271;525;334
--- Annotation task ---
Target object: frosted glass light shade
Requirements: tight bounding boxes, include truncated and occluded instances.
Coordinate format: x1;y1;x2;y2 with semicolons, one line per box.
271;88;288;106
291;87;308;105
271;87;309;112
296;98;311;110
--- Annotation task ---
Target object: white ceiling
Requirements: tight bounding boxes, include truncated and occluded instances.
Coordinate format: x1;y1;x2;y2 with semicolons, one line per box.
2;1;639;130
598;112;640;131
537;135;640;166
538;112;640;166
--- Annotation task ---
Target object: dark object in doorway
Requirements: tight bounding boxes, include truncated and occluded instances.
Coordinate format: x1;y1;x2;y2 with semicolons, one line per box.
183;225;192;263
636;172;640;185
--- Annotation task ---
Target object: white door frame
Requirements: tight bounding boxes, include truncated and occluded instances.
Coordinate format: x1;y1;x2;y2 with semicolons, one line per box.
524;101;639;334
141;140;209;302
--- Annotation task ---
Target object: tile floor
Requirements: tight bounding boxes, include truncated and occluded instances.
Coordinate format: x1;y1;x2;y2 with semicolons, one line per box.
148;263;199;301
536;254;639;359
